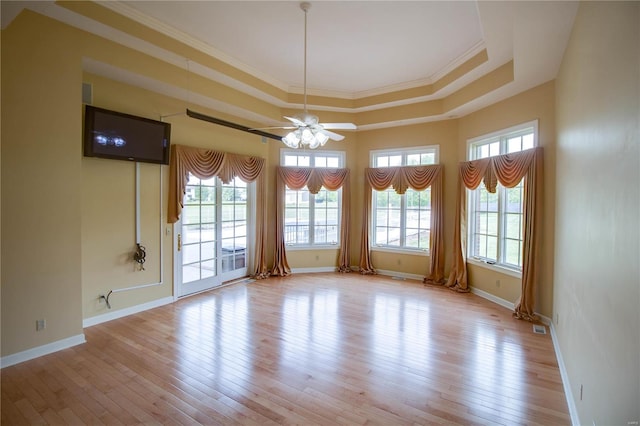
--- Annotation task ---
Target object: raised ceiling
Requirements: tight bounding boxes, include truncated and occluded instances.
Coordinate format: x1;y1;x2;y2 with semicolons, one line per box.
1;1;579;130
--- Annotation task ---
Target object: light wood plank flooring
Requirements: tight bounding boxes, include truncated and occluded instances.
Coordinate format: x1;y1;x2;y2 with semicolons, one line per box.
1;273;570;425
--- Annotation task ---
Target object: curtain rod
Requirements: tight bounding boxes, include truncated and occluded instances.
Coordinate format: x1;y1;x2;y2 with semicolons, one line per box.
186;109;282;141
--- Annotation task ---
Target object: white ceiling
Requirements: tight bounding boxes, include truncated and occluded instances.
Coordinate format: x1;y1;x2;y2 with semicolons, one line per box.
118;1;485;96
2;1;579;125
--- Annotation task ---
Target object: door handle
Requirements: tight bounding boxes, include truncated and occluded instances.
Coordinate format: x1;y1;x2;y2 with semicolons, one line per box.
177;233;182;251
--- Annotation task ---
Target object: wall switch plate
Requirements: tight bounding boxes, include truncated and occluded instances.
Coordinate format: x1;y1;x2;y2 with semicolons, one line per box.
36;319;46;331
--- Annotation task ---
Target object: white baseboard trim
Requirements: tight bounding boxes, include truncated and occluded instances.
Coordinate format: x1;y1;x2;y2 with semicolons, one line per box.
83;296;174;328
549;321;580;426
1;334;86;369
291;266;339;274
374;269;425;282
469;286;515;311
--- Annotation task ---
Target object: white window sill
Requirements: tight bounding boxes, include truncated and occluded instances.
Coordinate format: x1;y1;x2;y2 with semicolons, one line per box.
371;246;429;256
286;245;340;251
466;257;522;279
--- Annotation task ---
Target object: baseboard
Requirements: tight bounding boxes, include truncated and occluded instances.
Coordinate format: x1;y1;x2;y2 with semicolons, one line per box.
374;269;425;282
291;266;339;274
83;296;174;328
549;321;580;426
1;334;86;369
469;286;515;311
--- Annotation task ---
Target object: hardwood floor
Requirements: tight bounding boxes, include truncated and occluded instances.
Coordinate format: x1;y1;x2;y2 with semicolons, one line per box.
1;273;570;425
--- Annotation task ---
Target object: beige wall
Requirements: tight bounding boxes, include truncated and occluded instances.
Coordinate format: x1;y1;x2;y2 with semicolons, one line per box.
1;12;84;355
554;2;639;424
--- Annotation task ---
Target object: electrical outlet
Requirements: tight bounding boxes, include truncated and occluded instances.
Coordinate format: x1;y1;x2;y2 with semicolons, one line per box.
556;313;559;325
580;384;583;401
495;279;501;288
36;319;46;331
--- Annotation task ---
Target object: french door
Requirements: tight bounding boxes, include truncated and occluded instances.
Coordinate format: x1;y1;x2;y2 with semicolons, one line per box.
175;173;249;297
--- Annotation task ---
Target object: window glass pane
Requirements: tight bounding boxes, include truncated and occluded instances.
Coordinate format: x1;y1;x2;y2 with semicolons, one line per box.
389;155;402;166
407;154;420;165
406;189;420;208
299;156;310;166
523;133;534;150
201;204;215;223
327;157;339;168
315;157;327;167
200;242;216;261
421;153;435;164
506;185;523;213
388;209;402;227
201;260;215;279
183;205;200;224
284;155;298;166
376;191;389;208
487;213;498;235
489;142;500;157
375;227;388;245
182;243;200;264
388;191;401;208
387;228;401;246
505;214;522;240
508;136;522;153
486;236;498;260
504;239;521;266
376;156;389;167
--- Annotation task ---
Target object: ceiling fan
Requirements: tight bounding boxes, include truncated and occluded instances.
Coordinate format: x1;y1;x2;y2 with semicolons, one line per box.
265;2;357;149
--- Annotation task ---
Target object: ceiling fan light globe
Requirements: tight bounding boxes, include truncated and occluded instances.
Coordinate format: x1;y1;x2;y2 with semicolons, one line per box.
283;131;300;148
308;138;321;149
301;128;314;144
315;131;329;145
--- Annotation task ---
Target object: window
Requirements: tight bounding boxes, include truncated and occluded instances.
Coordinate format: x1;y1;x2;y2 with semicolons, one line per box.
281;150;344;247
371;146;438;252
467;121;537;271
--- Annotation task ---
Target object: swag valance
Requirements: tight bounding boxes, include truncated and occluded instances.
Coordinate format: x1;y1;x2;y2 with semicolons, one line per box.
359;164;445;284
447;147;543;321
272;167;351;276
168;144;269;278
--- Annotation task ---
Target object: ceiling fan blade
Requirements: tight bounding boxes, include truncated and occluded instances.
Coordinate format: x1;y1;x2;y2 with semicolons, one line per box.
284;116;306;127
320;123;357;130
248;126;296;131
321;129;345;141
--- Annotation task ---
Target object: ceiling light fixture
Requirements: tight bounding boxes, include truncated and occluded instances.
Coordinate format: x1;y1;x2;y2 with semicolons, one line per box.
282;2;329;149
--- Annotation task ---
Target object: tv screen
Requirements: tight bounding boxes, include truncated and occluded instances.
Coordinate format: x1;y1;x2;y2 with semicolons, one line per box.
84;105;171;165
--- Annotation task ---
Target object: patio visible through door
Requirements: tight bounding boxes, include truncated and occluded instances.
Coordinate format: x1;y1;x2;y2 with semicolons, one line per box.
176;173;248;297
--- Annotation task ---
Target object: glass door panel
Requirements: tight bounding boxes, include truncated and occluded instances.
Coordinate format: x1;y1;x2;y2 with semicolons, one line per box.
177;174;248;297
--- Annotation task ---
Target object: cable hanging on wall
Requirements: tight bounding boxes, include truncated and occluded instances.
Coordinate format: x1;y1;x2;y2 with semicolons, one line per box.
133;243;146;271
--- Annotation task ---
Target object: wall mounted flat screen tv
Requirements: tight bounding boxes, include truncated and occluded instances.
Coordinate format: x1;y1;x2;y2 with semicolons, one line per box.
84;105;171;165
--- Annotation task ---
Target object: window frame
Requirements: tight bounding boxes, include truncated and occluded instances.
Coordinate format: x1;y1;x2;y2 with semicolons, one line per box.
369;145;439;255
466;120;538;277
280;149;345;250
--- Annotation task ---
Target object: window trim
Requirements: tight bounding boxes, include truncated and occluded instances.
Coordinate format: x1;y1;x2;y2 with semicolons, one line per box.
466;120;538;275
370;145;440;166
280;149;345;250
369;145;439;254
